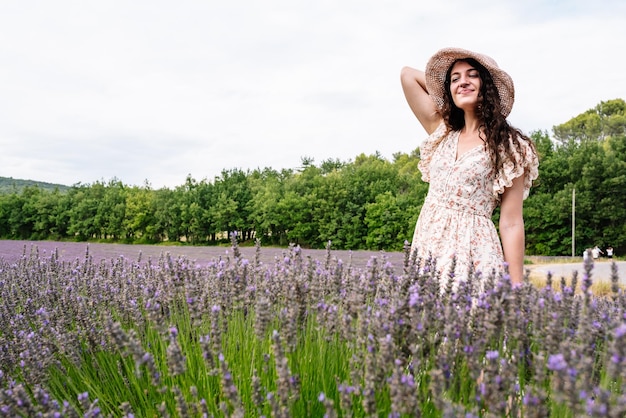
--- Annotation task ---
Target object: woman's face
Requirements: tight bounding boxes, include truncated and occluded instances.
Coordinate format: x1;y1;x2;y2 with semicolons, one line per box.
448;60;482;111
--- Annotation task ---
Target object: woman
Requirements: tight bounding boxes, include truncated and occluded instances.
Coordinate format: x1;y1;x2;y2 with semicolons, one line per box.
400;47;538;291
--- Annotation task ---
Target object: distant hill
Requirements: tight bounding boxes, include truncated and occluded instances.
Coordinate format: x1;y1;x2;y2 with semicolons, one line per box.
0;176;70;193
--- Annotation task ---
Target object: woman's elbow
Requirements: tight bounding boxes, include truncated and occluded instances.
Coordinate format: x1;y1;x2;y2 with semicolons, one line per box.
499;217;524;234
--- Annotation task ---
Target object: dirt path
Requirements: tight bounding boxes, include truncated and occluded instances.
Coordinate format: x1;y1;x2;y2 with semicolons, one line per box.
526;260;626;284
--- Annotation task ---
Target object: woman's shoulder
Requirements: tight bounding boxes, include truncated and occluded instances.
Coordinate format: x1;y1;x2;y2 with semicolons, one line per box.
493;131;539;199
428;121;449;140
422;122;452;150
418;122;450;182
495;130;537;157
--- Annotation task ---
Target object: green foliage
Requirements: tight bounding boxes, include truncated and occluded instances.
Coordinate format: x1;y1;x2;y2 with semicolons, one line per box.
553;98;626;144
525;98;626;255
364;192;407;250
1;99;626;254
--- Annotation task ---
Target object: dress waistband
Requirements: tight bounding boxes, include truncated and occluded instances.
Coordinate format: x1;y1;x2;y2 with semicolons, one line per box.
426;197;494;219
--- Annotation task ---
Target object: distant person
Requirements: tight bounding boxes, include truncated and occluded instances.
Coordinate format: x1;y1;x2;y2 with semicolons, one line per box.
606;246;614;259
591;246;603;260
401;47;538;290
583;248;591;261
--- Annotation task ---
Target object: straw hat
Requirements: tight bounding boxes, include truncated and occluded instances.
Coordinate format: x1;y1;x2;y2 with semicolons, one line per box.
425;47;515;117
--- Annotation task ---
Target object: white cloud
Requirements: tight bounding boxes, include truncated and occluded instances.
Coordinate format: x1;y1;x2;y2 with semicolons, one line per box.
0;0;624;188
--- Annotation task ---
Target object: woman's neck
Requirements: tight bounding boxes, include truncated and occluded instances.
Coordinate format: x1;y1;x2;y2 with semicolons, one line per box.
462;115;481;134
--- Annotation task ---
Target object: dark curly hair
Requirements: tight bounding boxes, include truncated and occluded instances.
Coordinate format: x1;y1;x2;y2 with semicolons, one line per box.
441;58;536;177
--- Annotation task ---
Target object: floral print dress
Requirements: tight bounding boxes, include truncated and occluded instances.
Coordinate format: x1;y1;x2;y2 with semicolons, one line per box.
410;122;538;292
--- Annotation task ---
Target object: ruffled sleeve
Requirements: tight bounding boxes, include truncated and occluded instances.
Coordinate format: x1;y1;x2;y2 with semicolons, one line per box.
493;134;539;199
417;122;447;183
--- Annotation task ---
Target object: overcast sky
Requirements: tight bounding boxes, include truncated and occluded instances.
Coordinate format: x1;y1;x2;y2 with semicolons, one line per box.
1;0;624;189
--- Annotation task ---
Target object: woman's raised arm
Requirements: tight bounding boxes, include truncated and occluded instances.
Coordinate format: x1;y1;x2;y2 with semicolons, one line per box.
400;66;441;135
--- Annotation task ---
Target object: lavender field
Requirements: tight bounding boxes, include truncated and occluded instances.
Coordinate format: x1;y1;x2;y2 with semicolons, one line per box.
0;240;405;270
1;238;625;417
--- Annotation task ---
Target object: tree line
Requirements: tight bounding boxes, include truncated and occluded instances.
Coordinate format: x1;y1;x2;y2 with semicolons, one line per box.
1;99;625;256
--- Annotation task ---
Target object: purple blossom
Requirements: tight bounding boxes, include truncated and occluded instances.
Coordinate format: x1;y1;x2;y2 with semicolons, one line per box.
338;384;358;394
615;323;626;339
547;353;567;371
400;374;415;387
523;392;539;405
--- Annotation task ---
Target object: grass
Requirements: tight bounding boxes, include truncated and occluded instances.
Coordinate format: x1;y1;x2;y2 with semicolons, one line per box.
527;275;620;296
42;304;355;417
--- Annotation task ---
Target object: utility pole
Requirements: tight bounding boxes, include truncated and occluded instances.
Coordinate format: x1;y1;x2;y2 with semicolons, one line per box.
572;187;576;257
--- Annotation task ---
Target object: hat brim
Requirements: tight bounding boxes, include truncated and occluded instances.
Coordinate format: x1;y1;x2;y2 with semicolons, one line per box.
425;47;514;118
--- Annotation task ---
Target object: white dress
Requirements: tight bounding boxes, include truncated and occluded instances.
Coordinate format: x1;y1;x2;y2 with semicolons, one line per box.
411;122;538;292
